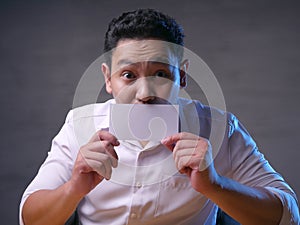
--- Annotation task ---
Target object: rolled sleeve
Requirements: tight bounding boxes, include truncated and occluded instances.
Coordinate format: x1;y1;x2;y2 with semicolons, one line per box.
19;110;77;225
228;113;300;224
266;187;300;225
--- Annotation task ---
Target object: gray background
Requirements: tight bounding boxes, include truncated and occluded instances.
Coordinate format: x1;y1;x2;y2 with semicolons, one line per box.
1;0;299;224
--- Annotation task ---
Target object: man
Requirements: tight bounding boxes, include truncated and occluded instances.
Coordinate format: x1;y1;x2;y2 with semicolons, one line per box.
20;9;299;225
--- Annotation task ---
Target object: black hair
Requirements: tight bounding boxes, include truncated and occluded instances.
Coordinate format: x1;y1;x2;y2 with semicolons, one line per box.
103;9;185;65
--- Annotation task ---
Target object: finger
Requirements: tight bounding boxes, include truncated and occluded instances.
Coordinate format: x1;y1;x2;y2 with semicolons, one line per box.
85;158;109;179
98;130;120;146
88;130;120;146
175;148;213;172
176;155;192;171
80;142;118;174
85;147;118;168
173;147;197;166
177;155;200;171
161;134;181;150
173;138;210;156
83;148;118;171
161;132;199;150
84;154;112;180
88;131;103;143
173;140;198;166
173;139;198;153
108;152;118;168
85;141;119;161
179;167;190;175
101;141;119;161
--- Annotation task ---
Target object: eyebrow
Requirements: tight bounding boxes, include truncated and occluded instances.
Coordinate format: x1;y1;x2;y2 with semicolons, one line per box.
117;59;134;66
148;56;172;64
117;57;176;66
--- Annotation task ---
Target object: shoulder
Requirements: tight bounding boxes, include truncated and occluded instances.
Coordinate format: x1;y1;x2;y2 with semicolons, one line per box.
178;97;232;122
178;98;240;139
60;99;115;147
64;99;115;124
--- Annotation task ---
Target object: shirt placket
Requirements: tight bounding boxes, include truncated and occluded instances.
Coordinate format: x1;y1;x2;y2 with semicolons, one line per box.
126;146;144;224
125;142;161;224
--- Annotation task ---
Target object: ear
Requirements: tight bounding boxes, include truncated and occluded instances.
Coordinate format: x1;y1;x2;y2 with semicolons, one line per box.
101;63;112;94
179;59;189;88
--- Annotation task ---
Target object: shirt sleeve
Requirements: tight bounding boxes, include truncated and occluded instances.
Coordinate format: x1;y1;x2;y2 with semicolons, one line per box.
227;113;300;224
19;110;78;225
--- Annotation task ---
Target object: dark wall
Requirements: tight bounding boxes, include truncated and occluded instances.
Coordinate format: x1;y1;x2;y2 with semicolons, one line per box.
1;1;299;223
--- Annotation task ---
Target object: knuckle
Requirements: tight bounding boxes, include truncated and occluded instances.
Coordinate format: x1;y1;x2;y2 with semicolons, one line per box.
178;158;185;170
92;131;101;141
79;162;90;171
80;143;89;151
173;152;178;161
79;147;89;157
179;132;186;139
102;154;110;162
198;138;209;148
97;162;105;171
174;140;182;149
97;129;105;136
102;141;111;149
173;147;179;158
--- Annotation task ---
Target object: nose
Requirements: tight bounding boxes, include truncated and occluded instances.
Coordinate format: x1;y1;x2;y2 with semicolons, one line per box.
136;78;156;103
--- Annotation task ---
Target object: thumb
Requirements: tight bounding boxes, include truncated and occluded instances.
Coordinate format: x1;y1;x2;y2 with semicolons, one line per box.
161;134;180;151
89;130;119;146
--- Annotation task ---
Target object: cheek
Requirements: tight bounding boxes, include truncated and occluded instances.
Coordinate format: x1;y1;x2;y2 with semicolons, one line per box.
160;83;180;104
157;82;179;96
110;75;126;95
111;82;137;103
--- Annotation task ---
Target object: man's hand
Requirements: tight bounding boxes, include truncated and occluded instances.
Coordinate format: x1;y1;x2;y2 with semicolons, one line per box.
70;130;120;198
161;132;219;193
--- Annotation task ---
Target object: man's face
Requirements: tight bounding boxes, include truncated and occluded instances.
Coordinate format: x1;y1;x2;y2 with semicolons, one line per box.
102;39;186;104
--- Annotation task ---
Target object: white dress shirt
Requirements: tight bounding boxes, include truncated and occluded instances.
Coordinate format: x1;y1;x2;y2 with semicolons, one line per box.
19;98;299;225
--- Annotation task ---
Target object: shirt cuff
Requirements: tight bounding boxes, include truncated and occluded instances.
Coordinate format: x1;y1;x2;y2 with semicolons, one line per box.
266;187;300;225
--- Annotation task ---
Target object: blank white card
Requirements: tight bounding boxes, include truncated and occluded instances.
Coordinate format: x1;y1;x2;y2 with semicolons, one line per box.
109;104;179;141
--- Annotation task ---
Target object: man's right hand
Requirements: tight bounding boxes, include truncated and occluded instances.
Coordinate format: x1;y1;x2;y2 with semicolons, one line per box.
69;130;120;198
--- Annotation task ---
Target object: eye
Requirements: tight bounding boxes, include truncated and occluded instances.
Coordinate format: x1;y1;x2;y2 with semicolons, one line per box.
121;72;136;80
154;71;171;79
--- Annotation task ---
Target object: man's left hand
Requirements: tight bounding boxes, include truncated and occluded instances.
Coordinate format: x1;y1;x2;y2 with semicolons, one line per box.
161;132;219;193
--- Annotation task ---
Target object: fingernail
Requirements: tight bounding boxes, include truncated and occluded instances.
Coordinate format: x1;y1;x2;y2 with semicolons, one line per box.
161;137;168;144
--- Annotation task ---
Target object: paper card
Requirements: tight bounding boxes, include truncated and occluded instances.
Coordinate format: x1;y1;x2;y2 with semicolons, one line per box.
109;104;179;141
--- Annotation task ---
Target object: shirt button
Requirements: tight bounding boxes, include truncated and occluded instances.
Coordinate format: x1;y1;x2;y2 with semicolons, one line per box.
136;182;142;188
130;213;137;219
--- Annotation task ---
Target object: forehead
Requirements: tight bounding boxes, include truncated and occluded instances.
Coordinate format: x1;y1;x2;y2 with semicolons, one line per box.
111;39;179;72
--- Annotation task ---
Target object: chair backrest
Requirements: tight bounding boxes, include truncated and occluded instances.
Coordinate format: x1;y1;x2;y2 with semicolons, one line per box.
65;210;81;225
216;208;241;225
65;208;241;225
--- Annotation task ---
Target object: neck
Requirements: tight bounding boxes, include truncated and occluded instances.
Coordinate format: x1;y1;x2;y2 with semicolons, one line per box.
139;141;149;148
